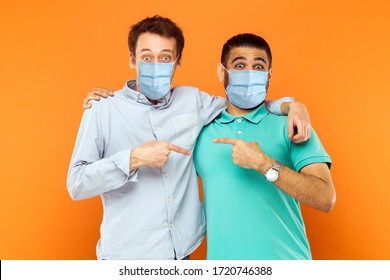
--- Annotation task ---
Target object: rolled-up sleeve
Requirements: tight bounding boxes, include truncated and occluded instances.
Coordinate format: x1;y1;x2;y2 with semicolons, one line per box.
67;106;138;200
265;97;294;115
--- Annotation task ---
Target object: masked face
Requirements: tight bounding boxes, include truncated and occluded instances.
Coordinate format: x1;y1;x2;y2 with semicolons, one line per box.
130;32;179;100
220;46;272;109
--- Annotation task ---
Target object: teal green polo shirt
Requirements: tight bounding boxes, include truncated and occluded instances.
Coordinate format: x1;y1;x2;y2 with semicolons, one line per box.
194;104;331;260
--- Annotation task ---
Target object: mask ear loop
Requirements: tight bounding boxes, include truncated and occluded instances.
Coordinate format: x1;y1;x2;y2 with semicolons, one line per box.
218;63;231;97
129;53;138;69
169;57;179;86
267;68;272;85
172;55;180;65
220;63;231;74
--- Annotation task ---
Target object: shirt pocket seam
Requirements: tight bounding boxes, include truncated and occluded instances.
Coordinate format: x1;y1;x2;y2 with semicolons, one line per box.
171;112;199;146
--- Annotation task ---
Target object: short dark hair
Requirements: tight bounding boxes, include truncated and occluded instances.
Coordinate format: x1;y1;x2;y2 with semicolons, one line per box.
128;15;185;62
221;33;272;68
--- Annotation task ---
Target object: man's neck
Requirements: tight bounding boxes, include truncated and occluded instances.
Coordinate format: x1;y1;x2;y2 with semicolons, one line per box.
226;102;262;116
135;84;158;105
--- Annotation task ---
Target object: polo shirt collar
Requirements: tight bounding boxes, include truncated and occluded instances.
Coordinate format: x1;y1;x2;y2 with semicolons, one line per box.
123;80;172;106
218;103;269;124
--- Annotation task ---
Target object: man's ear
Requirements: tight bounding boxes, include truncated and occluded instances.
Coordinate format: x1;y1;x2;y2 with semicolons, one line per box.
268;68;272;85
175;56;181;68
129;53;136;69
217;63;225;82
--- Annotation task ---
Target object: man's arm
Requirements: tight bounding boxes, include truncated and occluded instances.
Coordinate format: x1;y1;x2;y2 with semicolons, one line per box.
213;138;336;212
67;104;136;200
81;87;227;126
196;89;227;125
272;162;335;212
68;100;191;200
81;89;311;143
266;99;312;143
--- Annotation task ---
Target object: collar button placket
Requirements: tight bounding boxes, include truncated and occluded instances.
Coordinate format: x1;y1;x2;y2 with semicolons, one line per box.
236;118;244;138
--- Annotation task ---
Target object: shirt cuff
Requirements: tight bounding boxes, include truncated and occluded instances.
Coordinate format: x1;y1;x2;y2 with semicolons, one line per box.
111;149;138;182
265;97;294;115
295;156;332;172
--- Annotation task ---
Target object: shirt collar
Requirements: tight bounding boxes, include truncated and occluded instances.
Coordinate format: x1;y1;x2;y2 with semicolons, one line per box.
122;80;172;106
217;103;270;124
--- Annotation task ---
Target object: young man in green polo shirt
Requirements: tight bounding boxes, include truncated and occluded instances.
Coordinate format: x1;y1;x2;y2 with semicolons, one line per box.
194;33;336;260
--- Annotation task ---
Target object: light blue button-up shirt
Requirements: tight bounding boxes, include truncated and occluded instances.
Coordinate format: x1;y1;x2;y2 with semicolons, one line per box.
67;80;289;259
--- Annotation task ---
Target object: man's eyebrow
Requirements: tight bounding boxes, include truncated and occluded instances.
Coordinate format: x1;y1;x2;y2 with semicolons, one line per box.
231;56;268;65
139;48;174;53
254;57;267;64
231;56;247;63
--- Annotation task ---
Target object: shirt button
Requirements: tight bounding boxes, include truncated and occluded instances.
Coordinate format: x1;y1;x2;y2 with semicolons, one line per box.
153;126;159;131
237;119;242;123
167;197;172;203
237;130;242;135
169;224;173;229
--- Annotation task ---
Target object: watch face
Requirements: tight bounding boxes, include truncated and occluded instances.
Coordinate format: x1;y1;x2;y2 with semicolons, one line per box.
266;169;278;181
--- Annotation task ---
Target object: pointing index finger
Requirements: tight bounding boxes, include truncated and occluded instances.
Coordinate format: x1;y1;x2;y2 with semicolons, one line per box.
213;138;239;145
169;143;191;155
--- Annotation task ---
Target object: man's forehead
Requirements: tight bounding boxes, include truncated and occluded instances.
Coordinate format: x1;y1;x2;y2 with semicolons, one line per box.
136;32;177;53
228;47;269;63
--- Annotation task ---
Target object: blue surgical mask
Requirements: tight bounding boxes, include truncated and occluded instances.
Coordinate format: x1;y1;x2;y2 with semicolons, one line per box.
137;61;176;100
224;67;269;109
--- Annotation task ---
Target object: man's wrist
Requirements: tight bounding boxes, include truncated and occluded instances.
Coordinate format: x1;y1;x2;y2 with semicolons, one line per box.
279;97;295;115
255;155;274;174
130;148;141;170
264;161;281;182
280;101;292;115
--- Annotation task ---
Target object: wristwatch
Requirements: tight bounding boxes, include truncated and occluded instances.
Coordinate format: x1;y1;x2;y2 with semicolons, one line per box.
265;162;280;182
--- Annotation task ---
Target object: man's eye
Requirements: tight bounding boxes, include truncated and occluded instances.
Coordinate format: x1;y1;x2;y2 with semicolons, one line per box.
254;65;264;70
235;64;245;69
161;56;171;62
142;56;151;61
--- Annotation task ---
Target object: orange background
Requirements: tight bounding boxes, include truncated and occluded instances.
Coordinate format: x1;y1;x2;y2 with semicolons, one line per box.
1;0;389;260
